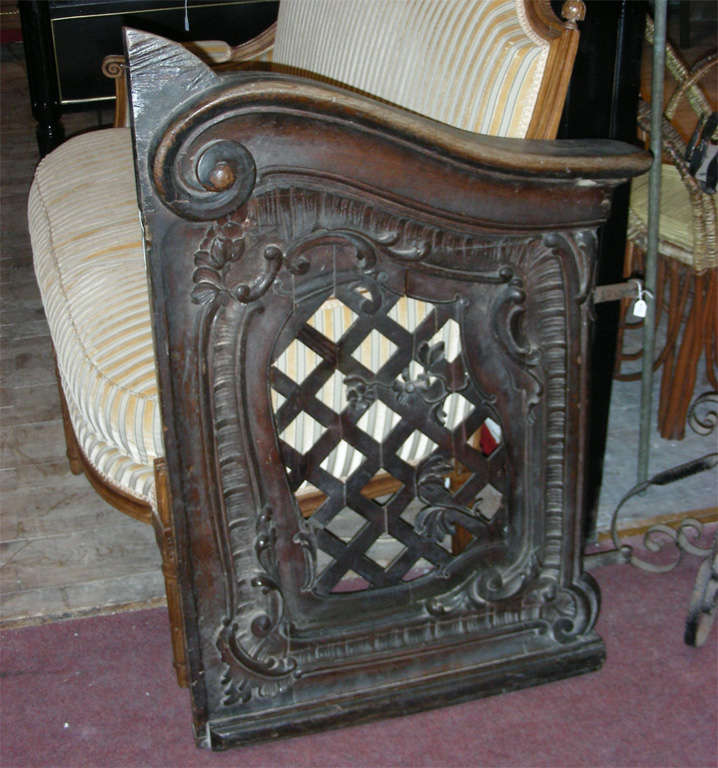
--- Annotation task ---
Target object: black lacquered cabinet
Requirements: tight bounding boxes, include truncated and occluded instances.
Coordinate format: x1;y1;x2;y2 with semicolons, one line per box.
19;0;279;155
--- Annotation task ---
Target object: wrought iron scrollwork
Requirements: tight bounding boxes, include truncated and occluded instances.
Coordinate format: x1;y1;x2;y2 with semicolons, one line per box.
688;391;718;436
606;453;718;573
684;534;718;647
585;453;718;647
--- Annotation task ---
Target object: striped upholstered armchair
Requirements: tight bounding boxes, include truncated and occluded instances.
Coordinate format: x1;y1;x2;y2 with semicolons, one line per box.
28;0;650;745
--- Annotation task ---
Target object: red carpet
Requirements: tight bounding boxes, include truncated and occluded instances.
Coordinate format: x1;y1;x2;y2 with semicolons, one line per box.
2;558;716;768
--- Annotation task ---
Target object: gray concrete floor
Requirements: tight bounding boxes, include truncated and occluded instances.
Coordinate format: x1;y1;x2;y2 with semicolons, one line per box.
598;371;717;531
1;39;715;628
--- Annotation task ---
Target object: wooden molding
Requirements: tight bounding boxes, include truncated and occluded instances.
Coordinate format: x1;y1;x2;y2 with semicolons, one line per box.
228;21;276;63
153;458;189;688
526;0;585;140
102;54;127;128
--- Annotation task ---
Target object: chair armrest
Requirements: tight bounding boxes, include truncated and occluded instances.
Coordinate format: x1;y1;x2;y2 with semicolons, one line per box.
125;32;651;737
126;28;649;228
101;54;127;128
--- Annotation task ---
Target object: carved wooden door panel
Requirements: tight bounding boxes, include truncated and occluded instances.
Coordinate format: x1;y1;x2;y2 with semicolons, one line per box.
186;190;603;747
126;31;650;749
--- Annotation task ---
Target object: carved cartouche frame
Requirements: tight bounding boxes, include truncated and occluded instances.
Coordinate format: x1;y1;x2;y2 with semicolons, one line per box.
126;30;650;748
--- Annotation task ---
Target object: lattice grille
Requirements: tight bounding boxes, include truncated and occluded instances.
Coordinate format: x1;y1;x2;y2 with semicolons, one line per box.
270;282;506;594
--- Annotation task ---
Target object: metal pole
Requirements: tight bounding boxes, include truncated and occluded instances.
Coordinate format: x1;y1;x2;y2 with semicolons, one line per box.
637;0;667;483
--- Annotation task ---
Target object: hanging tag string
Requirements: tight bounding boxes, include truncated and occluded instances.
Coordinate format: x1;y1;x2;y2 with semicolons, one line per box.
631;278;654;319
184;0;190;32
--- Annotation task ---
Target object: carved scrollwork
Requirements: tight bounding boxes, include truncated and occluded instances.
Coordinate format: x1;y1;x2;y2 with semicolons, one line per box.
189;184;602;701
191;215;248;304
542;574;600;644
414;455;488;544
471;553;538;604
293;525;318;593
394;340;468;421
345;375;376;411
346;336;468;423
484;263;543;418
192;190;549;313
216;505;300;704
543;230;596;305
156;139;256;222
561;0;586;28
101;54;124;80
192;235;310;308
427;556;540;617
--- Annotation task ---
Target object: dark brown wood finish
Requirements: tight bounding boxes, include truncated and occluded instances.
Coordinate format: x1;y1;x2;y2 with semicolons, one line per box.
126;30;650;749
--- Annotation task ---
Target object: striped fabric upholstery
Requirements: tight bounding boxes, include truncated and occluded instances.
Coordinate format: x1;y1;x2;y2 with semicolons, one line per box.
29;2;538;505
28;130;470;501
273;0;550;138
29;129;161;503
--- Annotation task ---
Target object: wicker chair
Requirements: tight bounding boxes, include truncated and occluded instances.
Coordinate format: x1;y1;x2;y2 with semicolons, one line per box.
615;19;717;439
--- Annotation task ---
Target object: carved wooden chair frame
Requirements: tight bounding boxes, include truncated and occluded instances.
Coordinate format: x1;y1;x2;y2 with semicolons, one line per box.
52;0;591;687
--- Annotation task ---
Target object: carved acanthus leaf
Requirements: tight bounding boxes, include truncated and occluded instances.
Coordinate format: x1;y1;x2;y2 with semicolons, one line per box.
216;505;302;704
414;456;488;546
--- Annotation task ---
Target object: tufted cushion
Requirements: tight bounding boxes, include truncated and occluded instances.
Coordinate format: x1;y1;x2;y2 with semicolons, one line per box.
274;0;550;139
29;129;160;502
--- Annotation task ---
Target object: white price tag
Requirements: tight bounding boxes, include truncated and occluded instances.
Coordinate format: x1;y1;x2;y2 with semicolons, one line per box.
631;279;652;319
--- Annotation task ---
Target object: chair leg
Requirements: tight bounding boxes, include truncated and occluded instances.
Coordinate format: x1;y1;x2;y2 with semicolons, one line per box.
152;458;189;688
54;360;83;475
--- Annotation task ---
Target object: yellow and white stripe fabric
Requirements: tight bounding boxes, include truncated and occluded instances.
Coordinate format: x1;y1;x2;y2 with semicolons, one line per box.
29;129;161;503
273;0;549;138
28;1;543;504
28;130;469;501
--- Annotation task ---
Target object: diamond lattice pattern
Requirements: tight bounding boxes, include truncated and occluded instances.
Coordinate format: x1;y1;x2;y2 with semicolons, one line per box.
270;284;505;594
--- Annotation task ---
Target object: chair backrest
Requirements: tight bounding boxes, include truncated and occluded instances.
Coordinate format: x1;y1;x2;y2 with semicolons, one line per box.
273;0;584;139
